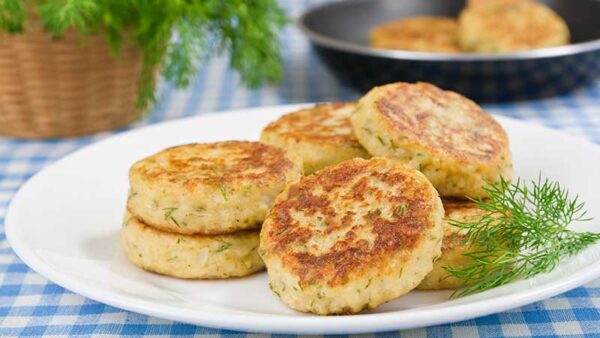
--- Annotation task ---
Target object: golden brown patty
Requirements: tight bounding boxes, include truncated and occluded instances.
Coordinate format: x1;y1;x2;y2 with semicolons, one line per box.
459;0;569;53
120;213;264;279
260;103;369;174
417;199;486;290
371;16;460;53
127;141;302;235
350;82;513;198
260;157;444;314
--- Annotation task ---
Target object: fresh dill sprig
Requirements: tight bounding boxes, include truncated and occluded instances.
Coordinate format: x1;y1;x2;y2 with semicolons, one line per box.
1;0;288;107
0;0;26;32
446;176;599;298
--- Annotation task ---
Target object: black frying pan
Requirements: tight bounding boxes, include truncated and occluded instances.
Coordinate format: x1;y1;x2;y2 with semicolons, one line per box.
298;0;600;102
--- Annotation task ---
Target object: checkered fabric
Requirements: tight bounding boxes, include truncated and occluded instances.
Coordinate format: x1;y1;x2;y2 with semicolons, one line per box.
2;1;600;337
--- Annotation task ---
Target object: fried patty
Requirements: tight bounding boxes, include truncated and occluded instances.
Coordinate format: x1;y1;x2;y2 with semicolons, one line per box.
417;199;486;290
459;0;569;53
120;213;264;279
260;103;369;174
260;157;443;315
370;16;460;53
350;82;513;198
127;141;303;235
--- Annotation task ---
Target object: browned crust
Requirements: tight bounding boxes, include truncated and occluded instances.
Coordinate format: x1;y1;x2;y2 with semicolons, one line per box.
373;82;509;164
262;158;440;288
370;16;460;53
130;141;297;191
261;103;361;146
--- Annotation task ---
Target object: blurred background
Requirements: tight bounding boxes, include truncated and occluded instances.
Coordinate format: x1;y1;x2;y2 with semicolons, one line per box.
1;0;600;336
0;0;599;140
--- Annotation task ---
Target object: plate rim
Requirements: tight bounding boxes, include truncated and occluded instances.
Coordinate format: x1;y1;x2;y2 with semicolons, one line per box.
6;103;600;334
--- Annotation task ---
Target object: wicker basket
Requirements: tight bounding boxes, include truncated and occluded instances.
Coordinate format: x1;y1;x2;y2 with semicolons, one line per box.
0;17;144;139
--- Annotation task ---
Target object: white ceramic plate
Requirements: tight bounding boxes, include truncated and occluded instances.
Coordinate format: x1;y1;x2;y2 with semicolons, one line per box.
6;104;600;334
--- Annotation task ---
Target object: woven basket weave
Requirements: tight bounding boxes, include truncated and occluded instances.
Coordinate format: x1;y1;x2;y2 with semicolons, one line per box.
0;18;144;139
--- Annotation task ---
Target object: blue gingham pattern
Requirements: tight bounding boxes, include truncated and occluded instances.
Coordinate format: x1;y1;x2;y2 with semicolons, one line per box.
2;1;600;336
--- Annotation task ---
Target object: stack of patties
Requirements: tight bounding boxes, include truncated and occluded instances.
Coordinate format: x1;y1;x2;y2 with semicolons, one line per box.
350;81;513;290
121;141;303;279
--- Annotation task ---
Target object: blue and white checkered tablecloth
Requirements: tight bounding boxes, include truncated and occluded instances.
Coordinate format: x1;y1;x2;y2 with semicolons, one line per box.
2;1;600;337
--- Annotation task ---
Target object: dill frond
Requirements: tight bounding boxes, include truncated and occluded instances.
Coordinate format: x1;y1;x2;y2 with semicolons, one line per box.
447;176;599;298
1;0;288;107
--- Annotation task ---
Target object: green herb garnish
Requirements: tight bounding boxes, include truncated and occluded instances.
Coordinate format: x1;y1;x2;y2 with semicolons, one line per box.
218;184;228;201
395;204;408;216
269;282;281;298
367;209;382;217
215;239;232;252
163;207;177;219
163;207;182;227
447;176;598;298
